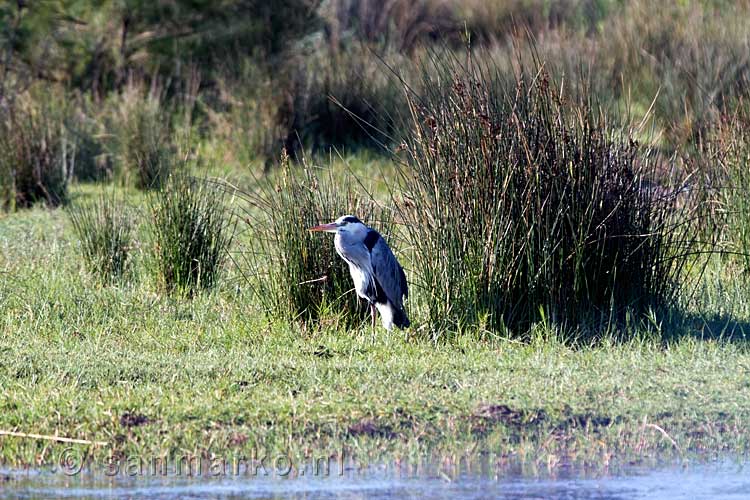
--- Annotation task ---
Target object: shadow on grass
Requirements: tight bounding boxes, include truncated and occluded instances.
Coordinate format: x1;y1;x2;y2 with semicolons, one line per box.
548;303;750;346
659;308;750;343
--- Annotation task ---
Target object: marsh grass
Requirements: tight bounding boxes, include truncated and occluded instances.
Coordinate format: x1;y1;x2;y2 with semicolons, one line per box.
0;86;74;210
322;0;459;54
1;173;750;469
150;172;236;295
236;151;393;327
395;51;701;339
599;1;750;149
67;192;134;283
212;48;409;166
4;0;750;474
67;96;115;182
117;82;175;190
287;47;406;154
213;61;284;166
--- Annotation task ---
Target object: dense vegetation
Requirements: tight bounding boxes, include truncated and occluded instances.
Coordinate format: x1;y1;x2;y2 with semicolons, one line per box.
3;0;748;335
2;0;750;469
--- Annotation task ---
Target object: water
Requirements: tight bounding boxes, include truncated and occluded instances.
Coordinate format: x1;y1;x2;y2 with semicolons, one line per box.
2;459;749;499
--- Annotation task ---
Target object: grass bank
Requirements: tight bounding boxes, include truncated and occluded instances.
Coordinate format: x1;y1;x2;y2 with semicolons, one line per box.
1;186;749;471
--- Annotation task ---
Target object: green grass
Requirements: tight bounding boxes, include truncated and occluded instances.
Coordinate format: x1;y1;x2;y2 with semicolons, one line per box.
1;182;750;471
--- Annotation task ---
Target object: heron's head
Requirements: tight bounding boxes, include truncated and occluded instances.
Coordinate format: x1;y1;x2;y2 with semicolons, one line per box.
308;215;365;235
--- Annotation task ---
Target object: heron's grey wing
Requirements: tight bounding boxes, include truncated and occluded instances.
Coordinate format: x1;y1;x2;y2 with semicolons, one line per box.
369;235;408;308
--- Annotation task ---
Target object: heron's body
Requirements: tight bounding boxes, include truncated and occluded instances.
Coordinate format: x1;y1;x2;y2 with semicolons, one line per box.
310;215;409;330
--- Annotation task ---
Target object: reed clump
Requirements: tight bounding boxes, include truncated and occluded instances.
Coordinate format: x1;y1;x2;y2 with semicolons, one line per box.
116;83;175;190
67;193;134;283
396;53;698;338
150;173;236;295
0;86;74;210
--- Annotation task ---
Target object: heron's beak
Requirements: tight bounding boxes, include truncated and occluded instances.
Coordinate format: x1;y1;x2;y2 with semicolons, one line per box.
308;222;338;233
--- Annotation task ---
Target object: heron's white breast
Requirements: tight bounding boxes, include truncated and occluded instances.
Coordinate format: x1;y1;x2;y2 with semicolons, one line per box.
347;264;371;299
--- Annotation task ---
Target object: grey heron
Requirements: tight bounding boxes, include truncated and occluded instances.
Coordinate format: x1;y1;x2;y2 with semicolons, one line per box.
308;215;409;330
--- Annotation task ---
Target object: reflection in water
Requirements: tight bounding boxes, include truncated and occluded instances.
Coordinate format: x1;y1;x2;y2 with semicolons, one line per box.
2;458;749;499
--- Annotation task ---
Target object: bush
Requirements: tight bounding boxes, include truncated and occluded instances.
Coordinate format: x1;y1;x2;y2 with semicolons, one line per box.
237;151;394;326
67;193;134;283
0;86;74;210
116;83;175;190
214;47;409;164
396;53;697;338
150;172;236;295
279;46;408;156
